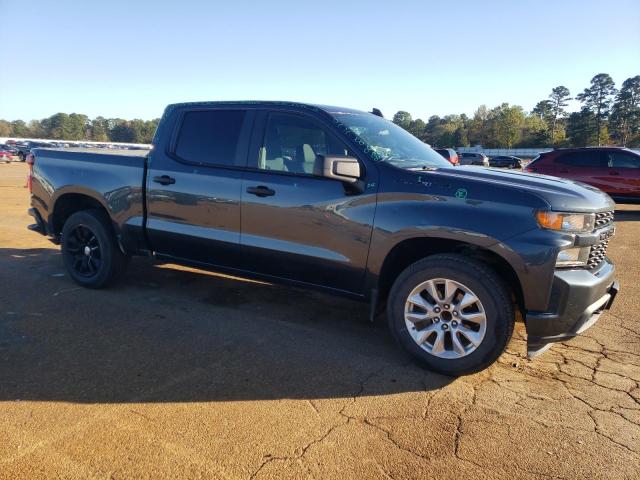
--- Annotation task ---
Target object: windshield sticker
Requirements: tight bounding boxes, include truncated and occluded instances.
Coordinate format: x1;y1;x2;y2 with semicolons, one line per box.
333;118;385;162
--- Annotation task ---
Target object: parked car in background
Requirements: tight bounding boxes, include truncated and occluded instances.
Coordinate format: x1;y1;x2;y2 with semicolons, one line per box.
0;144;18;156
14;141;52;161
0;147;14;161
14;143;31;161
525;147;640;203
490;155;523;169
459;152;490;166
434;148;459;165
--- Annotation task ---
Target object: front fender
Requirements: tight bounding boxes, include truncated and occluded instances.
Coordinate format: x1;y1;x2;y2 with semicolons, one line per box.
364;195;559;312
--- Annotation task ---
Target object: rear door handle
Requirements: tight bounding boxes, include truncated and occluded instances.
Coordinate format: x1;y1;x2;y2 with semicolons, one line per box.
246;185;275;197
609;171;620;176
153;175;176;185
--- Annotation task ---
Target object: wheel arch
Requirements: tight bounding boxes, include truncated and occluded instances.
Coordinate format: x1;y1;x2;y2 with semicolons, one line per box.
375;236;525;314
50;189;113;238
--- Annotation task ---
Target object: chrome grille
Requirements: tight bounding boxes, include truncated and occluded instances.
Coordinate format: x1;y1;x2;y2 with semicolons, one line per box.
595;210;614;229
587;239;609;269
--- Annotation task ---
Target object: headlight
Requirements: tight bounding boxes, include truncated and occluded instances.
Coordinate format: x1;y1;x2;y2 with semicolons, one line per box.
536;211;595;233
556;246;590;267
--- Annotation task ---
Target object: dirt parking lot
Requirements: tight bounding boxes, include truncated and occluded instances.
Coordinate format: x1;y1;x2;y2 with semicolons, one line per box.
0;161;638;479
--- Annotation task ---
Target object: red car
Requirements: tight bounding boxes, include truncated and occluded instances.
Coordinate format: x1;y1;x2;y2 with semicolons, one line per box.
0;148;14;161
526;147;640;203
434;148;459;165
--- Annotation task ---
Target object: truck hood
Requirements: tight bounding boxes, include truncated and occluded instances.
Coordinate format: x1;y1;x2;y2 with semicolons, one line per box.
430;166;615;212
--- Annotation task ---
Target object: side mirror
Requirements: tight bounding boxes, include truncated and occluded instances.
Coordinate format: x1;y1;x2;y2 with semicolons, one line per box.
320;155;361;183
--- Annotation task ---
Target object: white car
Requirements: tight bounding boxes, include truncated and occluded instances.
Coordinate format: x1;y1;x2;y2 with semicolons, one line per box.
459;152;490;166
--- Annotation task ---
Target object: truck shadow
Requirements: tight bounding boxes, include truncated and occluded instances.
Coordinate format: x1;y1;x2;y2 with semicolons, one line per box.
0;247;453;404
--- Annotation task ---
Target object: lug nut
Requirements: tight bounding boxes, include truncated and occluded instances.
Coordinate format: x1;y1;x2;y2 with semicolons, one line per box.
434;317;440;323
441;324;449;330
434;307;441;313
452;321;458;327
443;304;450;310
453;311;459;317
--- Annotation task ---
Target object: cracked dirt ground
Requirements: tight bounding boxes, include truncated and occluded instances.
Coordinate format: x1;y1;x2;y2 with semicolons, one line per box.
0;162;638;479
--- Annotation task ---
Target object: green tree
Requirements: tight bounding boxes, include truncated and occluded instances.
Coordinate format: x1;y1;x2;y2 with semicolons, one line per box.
90;117;109;141
28;120;44;138
453;126;469;147
408;118;426;140
609;75;640;146
67;113;89;140
11;120;30;137
485;103;525;147
576;74;617;145
423;115;442;145
40;113;70;139
467;105;489;146
438;115;465;147
0;120;12;136
532;100;553;122
141;119;159;143
548;86;571;144
110;121;137;143
519;115;549;147
392;111;412;130
566;108;596;147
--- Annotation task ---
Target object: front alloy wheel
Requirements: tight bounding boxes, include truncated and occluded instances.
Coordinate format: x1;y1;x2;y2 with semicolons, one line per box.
405;278;487;359
387;254;514;376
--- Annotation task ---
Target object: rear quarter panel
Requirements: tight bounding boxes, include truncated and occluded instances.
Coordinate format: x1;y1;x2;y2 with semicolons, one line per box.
31;148;147;253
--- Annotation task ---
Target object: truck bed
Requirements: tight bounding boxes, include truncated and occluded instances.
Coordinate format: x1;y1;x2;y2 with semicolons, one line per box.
30;147;148;253
39;146;150;157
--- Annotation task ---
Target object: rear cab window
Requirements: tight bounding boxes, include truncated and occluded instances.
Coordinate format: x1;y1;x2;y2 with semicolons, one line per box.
174;110;248;167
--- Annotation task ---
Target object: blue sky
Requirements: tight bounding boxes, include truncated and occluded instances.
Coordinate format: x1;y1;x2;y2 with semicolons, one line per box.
1;0;639;121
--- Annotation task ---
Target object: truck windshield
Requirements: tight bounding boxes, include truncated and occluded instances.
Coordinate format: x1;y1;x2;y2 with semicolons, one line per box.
330;111;451;169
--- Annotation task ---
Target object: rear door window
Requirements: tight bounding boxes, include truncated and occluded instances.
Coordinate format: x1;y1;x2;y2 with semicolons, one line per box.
607;151;640;169
555;151;604;167
174;110;247;167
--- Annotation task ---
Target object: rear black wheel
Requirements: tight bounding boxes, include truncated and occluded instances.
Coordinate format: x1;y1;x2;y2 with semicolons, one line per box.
65;224;103;277
61;210;128;288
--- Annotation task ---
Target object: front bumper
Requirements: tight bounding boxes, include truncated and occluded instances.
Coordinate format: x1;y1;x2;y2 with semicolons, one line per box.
525;259;618;357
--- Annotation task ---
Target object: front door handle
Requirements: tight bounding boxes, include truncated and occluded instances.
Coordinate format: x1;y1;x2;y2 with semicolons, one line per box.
153;175;176;185
246;185;275;197
609;171;620;176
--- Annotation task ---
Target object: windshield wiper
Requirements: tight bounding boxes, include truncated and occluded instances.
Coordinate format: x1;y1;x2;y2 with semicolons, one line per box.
407;165;439;171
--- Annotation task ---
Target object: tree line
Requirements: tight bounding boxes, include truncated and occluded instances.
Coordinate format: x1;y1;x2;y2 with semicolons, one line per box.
392;73;639;148
0;113;160;144
1;72;638;147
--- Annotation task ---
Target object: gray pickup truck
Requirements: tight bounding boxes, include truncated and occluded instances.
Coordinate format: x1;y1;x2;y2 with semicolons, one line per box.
27;101;619;375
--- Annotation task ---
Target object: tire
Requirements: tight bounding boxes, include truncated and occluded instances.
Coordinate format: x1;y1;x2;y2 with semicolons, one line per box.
387;254;514;376
61;209;128;288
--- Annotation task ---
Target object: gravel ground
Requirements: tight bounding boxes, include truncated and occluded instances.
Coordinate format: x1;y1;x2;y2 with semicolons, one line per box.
0;162;638;479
